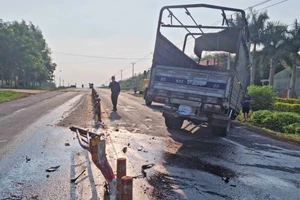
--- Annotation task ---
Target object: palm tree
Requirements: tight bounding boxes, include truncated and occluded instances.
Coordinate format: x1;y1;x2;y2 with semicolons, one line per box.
260;22;287;86
283;19;300;98
248;9;269;85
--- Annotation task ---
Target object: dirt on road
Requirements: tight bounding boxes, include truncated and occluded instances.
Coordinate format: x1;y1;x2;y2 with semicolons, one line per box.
57;93;95;128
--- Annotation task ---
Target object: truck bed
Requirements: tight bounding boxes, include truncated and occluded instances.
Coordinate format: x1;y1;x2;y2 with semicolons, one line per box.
149;33;243;111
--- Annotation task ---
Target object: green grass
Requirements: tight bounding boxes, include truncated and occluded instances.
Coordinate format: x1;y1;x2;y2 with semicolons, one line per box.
0;90;22;103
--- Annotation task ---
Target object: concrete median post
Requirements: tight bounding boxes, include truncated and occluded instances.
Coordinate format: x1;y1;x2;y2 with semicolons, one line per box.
121;176;133;200
70;127;117;200
97;100;101;122
90;137;117;200
117;158;126;200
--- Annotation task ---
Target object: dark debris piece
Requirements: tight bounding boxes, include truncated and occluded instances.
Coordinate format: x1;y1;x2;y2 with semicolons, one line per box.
222;177;230;183
142;163;155;170
46;165;60;172
26;156;31;163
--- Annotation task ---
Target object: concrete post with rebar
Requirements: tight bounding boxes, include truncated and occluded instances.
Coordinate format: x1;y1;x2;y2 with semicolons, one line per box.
70;127;117;200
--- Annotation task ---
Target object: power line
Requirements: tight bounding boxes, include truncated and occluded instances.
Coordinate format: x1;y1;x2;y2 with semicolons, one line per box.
210;1;273;26
182;0;288;48
112;0;286;81
256;0;288;12
52;51;151;60
112;1;271;80
111;52;153;79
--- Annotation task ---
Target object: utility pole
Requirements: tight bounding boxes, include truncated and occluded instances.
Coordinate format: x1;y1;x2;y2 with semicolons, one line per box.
120;70;123;81
59;77;61;87
131;62;136;77
62;79;64;87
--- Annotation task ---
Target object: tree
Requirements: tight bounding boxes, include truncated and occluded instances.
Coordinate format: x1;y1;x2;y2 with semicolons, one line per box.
284;19;300;98
261;22;287;86
227;10;269;85
248;10;269;85
0;20;56;88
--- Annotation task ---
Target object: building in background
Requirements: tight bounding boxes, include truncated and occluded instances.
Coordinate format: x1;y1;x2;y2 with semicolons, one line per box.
273;68;300;98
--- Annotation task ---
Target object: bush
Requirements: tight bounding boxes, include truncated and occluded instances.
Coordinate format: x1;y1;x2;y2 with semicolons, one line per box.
276;98;300;105
262;112;300;132
283;123;300;134
247;85;277;111
273;102;300;114
251;110;300;132
120;73;144;91
250;110;272;124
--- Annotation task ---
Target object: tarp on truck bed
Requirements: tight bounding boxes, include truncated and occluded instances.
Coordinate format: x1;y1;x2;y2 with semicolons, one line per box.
194;29;241;59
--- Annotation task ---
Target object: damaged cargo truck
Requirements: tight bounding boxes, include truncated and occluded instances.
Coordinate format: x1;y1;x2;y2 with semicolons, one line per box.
144;4;252;136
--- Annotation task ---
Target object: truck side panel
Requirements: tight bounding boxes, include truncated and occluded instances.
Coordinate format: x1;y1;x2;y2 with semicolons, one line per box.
151;33;199;71
151;65;230;99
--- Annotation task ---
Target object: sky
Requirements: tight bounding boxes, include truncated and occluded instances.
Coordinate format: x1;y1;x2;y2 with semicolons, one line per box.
1;0;299;87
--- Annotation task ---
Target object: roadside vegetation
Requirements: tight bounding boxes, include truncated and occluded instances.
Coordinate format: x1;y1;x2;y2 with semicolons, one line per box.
120;73;145;91
0;20;56;89
237;85;300;140
0;90;22;103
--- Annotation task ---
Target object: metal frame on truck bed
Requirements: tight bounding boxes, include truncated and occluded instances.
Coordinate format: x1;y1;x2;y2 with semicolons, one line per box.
144;4;251;136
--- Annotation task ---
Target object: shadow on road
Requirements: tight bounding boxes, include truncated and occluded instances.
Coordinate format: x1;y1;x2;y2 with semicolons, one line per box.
143;104;163;113
146;123;238;199
109;112;121;121
70;151;98;200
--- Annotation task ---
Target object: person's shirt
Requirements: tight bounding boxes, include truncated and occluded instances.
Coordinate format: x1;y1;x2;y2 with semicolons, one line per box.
242;94;252;108
109;81;120;94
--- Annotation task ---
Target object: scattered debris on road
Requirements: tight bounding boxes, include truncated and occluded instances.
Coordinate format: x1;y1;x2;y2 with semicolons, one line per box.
70;168;86;183
127;143;130;147
46;165;60;172
143;150;148;153
26;156;31;163
141;170;147;177
138;146;143;151
122;147;127;153
222;177;230;183
65;142;70;146
142;163;155;170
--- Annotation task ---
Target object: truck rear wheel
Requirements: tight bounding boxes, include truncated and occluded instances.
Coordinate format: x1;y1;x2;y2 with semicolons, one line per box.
145;100;152;106
165;116;184;130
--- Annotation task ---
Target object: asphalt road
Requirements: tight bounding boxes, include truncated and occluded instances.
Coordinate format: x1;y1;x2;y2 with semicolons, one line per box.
1;88;300;200
98;88;300;200
0;89;100;200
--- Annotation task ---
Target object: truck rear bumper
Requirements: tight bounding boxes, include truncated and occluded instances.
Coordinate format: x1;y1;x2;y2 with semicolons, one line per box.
162;109;208;122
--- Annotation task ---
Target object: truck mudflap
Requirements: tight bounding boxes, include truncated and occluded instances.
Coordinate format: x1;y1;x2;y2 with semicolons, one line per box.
210;115;232;137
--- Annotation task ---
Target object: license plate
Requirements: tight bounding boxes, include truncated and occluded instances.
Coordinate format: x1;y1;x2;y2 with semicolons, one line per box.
177;105;194;115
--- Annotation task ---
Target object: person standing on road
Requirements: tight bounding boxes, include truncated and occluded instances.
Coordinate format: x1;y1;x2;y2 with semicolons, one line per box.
109;76;121;111
241;90;253;122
